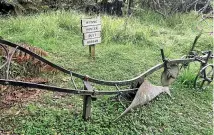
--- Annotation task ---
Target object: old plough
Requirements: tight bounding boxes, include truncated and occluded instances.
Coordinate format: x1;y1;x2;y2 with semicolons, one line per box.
0;37;213;120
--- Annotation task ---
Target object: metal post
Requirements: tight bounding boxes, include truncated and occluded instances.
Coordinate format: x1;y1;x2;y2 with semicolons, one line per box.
204;51;211;65
160;49;168;70
160;49;165;62
188;31;202;55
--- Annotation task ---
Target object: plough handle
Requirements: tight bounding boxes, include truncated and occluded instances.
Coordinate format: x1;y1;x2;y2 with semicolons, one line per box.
188;31;202;55
160;49;165;62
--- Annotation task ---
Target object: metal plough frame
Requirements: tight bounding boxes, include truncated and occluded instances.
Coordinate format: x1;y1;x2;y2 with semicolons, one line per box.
0;39;213;120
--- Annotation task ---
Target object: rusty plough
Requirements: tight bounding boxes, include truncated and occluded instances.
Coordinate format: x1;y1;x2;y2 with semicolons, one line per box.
0;37;213;120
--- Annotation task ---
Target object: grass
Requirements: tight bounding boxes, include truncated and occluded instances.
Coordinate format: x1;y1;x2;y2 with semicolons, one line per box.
0;9;213;134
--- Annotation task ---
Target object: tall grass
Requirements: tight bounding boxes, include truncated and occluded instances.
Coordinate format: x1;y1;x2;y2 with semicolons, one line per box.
177;63;200;87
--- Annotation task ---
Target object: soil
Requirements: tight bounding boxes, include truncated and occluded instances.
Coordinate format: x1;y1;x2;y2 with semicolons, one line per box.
0;77;48;109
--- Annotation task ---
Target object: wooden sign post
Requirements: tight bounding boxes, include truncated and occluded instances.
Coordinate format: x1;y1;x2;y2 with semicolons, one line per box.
81;17;102;58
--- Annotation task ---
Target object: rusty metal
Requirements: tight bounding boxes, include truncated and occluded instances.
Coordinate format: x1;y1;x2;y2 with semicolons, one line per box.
70;71;78;90
194;64;213;89
0;39;213;91
160;49;179;86
6;46;19;79
0;44;9;70
194;51;213;89
0;79;138;95
161;64;179;86
0;38;213;120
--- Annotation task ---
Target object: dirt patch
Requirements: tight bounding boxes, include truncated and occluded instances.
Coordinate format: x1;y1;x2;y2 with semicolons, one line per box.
0;77;48;109
0;130;17;135
0;87;41;109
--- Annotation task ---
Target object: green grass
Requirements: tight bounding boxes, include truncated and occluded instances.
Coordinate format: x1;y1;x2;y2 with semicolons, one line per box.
0;10;213;134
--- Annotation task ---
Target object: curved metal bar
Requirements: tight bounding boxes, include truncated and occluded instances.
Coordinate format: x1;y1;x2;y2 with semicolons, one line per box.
6;46;19;79
70;71;78;90
87;63;164;85
0;79;138;95
200;64;213;73
0;40;85;79
0;39;211;86
168;58;196;64
0;39;164;86
0;44;9;70
200;64;213;82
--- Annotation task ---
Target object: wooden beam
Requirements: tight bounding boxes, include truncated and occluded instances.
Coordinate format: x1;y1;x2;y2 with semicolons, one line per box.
82;80;93;120
89;45;95;58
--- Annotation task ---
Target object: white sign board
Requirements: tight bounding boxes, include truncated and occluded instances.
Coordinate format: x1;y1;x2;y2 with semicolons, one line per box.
81;17;102;46
83;32;101;40
83;38;101;46
81;18;101;27
82;25;101;33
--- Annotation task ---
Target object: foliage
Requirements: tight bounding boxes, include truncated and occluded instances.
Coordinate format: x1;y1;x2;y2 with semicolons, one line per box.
0;0;93;15
136;0;213;16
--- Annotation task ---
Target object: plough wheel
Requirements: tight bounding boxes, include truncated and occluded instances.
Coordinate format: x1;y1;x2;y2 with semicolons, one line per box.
194;64;214;89
161;64;179;86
